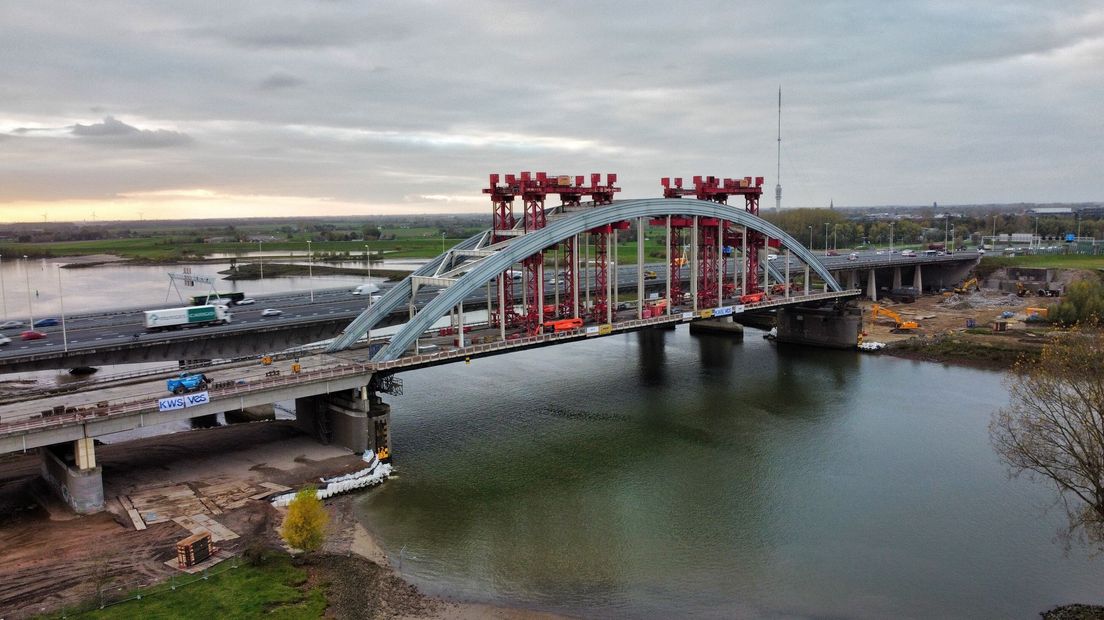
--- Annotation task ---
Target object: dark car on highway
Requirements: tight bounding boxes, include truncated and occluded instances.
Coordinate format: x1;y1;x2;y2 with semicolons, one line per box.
33;318;59;327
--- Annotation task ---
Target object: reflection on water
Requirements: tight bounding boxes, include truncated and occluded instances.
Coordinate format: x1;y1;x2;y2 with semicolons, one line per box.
357;327;1104;619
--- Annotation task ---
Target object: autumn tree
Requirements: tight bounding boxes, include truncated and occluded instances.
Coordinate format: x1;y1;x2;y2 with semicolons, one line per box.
990;326;1104;549
1049;281;1104;326
281;488;329;553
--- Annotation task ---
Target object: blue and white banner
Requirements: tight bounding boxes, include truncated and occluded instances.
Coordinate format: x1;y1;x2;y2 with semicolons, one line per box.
158;396;185;412
184;391;210;407
713;306;734;317
682;312;695;320
158;390;210;412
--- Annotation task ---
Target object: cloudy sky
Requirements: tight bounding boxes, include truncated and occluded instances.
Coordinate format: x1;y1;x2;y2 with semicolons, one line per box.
1;2;1101;222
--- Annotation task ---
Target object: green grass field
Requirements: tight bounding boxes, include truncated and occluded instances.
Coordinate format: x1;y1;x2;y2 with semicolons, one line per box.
980;254;1104;270
67;555;324;619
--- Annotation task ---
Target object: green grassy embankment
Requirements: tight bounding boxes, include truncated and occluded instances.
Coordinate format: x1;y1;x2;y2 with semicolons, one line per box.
888;331;1048;369
2;229;671;264
220;263;410;281
979;254;1104;272
64;554;325;620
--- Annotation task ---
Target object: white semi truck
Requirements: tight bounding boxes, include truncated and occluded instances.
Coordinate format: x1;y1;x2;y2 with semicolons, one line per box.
143;305;232;331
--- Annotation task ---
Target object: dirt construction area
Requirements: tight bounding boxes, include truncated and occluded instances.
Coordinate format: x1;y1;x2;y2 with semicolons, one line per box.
861;290;1035;344
0;421;367;617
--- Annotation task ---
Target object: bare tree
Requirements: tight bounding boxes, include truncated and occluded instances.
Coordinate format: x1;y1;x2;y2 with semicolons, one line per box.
991;326;1104;550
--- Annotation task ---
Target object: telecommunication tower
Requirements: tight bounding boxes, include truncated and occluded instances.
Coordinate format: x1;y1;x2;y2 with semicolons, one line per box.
775;87;782;214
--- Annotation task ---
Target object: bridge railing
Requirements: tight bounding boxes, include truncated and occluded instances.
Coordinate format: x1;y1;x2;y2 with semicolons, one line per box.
0;361;375;439
370;288;857;371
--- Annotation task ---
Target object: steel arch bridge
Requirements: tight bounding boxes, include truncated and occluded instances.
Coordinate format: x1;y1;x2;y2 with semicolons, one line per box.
328;198;844;361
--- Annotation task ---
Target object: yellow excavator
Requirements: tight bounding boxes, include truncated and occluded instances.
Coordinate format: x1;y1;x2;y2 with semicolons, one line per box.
953;277;979;294
870;304;920;333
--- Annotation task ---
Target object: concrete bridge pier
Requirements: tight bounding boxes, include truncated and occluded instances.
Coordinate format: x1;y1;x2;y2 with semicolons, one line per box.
866;269;878;301
294;386;391;459
40;438;104;514
893;267;902;290
913;266;923;292
775;304;861;349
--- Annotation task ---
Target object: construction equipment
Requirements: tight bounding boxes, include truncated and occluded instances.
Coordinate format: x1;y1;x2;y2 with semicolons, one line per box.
869;304;920;333
953;277;979;294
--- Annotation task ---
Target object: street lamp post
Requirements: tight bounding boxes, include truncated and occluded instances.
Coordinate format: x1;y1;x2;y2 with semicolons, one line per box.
890;222;895;254
0;253;6;320
441;232;446;255
306;240;314;303
833;225;838;252
824;222;829;256
56;265;67;352
258;240;264;291
23;255;34;327
364;244;372;305
807;225;812;250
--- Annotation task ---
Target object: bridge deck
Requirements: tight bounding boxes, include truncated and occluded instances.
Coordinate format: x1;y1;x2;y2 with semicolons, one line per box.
0;289;858;454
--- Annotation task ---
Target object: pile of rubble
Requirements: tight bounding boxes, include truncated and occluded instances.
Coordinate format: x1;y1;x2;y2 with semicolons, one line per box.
940;292;1023;309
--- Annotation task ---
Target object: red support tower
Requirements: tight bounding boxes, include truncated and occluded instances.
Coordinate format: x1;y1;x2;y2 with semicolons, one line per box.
662;175;766;302
587;174;619;324
698;218;720;308
486;172;620;332
519;172;548;333
483;174;519;327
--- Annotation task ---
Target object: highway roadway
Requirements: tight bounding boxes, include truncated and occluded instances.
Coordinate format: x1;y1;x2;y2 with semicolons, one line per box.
0;251;979;361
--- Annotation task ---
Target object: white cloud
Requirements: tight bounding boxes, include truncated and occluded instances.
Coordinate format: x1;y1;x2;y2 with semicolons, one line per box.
0;1;1101;218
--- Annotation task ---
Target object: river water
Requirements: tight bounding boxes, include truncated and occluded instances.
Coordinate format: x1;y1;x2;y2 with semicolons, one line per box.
356;327;1104;618
0;255;407;318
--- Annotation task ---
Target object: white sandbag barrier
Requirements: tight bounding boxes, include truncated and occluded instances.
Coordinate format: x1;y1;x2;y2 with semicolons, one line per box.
271;453;392;507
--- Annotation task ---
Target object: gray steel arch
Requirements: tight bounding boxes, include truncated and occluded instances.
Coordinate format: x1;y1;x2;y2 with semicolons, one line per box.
365;198;842;361
327;230;486;352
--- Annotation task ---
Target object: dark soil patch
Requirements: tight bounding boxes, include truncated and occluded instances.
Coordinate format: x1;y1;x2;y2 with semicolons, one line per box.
1042;604;1104;620
311;553;441;619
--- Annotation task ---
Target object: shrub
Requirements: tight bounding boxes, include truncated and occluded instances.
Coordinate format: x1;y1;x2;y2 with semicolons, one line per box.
280;488;329;553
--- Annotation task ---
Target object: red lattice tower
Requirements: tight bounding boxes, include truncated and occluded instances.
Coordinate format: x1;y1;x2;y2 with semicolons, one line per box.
664;176;767;300
487;172;619;330
555;176;585;319
519;172;549;333
588;174;620;323
483;174;520;327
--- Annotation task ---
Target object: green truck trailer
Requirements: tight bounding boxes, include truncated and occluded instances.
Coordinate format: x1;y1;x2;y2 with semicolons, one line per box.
143;305;232;331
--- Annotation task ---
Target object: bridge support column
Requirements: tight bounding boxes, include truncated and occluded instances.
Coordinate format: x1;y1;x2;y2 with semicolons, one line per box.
913;266;923;292
804;264;810;295
893;267;902;290
40;438;104;514
291;387;392;458
295;388;373;454
866;268;877;301
776;305;861;349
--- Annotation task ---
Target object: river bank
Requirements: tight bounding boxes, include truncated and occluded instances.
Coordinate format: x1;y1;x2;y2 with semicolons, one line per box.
0;420;569;618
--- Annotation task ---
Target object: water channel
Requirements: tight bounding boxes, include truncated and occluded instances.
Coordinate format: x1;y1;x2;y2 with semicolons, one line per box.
357;327;1104;618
